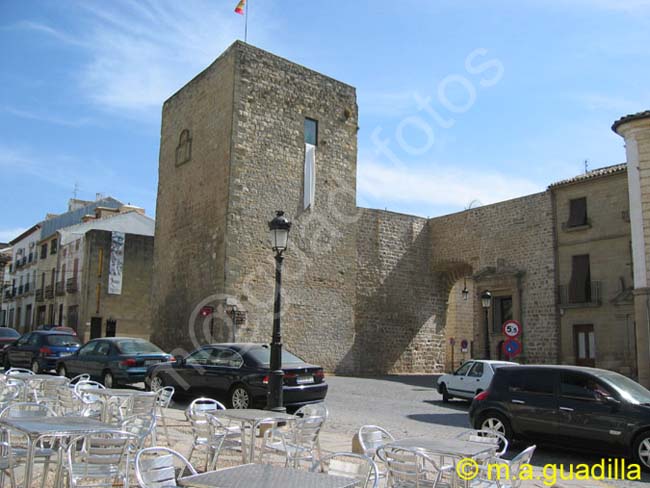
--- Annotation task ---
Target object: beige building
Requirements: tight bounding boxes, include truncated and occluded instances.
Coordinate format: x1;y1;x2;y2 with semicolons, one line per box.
550;164;635;376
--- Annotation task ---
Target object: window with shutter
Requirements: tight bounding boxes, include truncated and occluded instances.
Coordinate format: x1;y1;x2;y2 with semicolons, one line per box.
569;254;591;303
568;197;588;227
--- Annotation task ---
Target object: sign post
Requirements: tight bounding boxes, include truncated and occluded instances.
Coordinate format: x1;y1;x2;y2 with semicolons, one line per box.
501;319;522;360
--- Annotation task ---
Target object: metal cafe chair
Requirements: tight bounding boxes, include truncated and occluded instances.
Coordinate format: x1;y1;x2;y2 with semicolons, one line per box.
5;368;35;376
63;431;138;488
205;414;243;470
376;445;455;488
185;398;238;471
310;451;379;488
295;402;329;420
455;429;508;458
153;386;175;445
0;441;17;488
466;445;537;488
135;447;197;488
259;414;325;469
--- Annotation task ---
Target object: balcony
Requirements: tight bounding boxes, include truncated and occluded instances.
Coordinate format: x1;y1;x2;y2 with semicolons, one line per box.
44;285;54;300
558;281;602;308
55;282;65;296
17;285;23;296
66;277;78;294
35;289;44;302
24;283;30;294
3;290;11;300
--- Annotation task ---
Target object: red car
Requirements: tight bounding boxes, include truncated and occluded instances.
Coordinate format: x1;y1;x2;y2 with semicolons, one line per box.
0;327;20;347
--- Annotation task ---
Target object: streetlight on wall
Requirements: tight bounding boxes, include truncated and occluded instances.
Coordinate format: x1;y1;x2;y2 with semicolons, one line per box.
266;210;292;412
481;290;492;359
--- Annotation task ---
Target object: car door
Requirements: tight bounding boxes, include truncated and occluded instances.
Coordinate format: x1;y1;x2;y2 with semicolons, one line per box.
556;371;629;452
466;362;487;397
447;361;475;398
205;347;244;397
506;368;559;442
8;333;30;367
176;347;215;394
70;342;99;377
92;341;112;378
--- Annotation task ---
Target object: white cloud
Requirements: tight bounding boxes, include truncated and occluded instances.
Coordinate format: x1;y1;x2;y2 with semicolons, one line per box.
0;228;27;243
357;158;543;214
1;106;94;128
17;0;276;114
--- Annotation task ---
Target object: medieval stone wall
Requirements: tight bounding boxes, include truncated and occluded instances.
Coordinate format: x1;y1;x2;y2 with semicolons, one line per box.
222;43;360;372
428;192;558;364
151;45;236;351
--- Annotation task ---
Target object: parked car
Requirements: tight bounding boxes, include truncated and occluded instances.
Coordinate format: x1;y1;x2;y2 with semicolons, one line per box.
56;337;174;387
437;359;517;401
3;330;81;373
144;343;328;409
469;365;650;470
0;327;20;347
51;326;77;335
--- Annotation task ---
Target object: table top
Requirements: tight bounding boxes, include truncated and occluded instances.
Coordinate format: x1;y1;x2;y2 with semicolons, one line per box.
387;437;497;457
213;409;296;423
179;464;360;488
0;416;115;437
6;373;67;382
85;388;155;397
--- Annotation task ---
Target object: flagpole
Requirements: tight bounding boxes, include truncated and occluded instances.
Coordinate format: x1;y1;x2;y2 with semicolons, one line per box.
244;0;248;43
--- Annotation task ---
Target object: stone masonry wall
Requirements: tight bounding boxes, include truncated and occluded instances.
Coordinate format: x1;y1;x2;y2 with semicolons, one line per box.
428;192;558;364
151;46;236;351
223;43;360;372
354;209;446;374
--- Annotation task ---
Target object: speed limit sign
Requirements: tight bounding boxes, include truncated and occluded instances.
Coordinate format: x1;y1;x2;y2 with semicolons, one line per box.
502;320;522;338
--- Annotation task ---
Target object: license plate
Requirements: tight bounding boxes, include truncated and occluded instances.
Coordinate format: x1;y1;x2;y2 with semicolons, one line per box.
297;375;314;385
144;360;160;366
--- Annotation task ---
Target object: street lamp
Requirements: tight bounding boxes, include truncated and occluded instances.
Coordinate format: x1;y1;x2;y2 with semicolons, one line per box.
481;290;492;360
266;210;292;412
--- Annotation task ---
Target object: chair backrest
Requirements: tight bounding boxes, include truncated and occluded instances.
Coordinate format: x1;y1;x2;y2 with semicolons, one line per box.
377;446;440;486
135;447;197;488
38;378;70;400
186;398;226;440
155;386;175;408
311;452;379;488
295;403;329;420
121;415;156;450
69;374;91;386
291;415;325;449
0;384;20;404
358;425;395;457
130;393;158;415
5;368;34;376
67;431;136;473
0;402;57;418
509;445;537;488
456;429;508;457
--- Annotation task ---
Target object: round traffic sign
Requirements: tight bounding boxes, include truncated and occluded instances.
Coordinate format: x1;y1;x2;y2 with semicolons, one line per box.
503;339;522;358
502;319;522;338
460;339;469;350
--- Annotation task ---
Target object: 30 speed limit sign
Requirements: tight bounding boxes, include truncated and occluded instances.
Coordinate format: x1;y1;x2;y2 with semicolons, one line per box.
502;319;522;338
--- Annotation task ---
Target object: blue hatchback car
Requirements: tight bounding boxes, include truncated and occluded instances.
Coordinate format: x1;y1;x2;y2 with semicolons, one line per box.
4;330;81;373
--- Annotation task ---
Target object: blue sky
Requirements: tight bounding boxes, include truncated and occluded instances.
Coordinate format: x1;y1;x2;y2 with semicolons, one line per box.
1;0;649;241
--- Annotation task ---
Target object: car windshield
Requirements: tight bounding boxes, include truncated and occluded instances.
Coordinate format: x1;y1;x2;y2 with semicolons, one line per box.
0;329;20;338
245;346;305;365
47;335;81;347
599;371;650;404
116;339;163;354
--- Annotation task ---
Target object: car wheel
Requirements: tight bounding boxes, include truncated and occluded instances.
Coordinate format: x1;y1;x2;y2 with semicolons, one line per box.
31;359;41;374
103;371;116;388
441;384;450;403
57;364;67;377
150;374;164;392
479;412;513;443
230;384;251;409
633;431;650;471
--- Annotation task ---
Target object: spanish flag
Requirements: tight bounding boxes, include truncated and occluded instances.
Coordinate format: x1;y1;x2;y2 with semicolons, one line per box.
234;0;246;15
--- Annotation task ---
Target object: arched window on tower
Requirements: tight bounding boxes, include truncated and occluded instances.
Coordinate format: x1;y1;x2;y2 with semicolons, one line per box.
175;129;192;166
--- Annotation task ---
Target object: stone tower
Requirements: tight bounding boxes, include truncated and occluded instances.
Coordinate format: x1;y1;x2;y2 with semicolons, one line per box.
613;110;650;386
151;42;359;370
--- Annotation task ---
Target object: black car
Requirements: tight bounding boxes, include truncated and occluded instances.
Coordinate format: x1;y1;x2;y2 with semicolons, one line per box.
144;343;327;409
469;365;650;469
57;337;174;387
3;330;81;373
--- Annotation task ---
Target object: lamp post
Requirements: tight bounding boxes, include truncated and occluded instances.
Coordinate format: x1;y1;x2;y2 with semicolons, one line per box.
266;211;292;412
481;290;492;360
461;278;469;301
